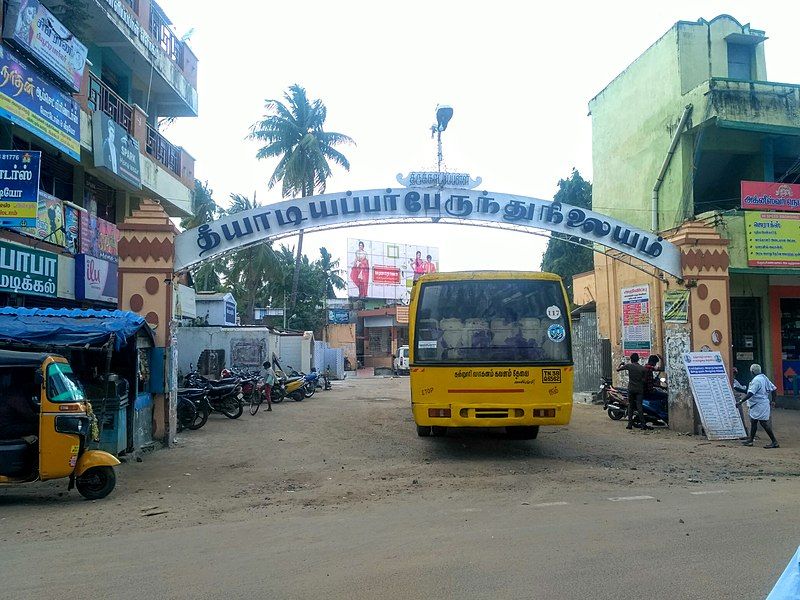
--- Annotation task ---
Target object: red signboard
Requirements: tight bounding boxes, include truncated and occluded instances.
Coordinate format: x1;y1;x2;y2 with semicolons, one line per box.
741;181;800;212
372;265;401;284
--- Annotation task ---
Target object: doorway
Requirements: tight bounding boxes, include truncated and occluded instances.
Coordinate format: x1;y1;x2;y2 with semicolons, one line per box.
731;297;762;386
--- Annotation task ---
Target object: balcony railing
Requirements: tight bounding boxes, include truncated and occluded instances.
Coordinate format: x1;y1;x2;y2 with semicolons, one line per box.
150;3;184;65
87;73;134;135
146;124;182;177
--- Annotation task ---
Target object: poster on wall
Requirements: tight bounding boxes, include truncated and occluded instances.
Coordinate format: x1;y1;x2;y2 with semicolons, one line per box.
75;253;118;304
80;214;118;262
621;285;651;357
92;111;142;190
745;211;800;267
663;289;689;323
63;204;81;254
2;0;88;93
12;191;66;246
346;238;439;302
0;150;41;227
683;352;746;440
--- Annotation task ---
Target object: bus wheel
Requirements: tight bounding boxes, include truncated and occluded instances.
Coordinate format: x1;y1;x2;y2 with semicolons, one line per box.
507;426;539;440
431;426;447;437
416;425;432;437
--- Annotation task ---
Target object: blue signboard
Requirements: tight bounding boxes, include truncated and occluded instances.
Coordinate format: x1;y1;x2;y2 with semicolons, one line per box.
0;44;80;160
225;301;237;324
0;149;40;227
328;309;350;324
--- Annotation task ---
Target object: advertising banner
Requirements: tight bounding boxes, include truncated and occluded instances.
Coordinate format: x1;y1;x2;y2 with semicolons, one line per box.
0;149;40;226
663;289;689;323
0;45;80;160
0;238;57;296
92;111;142;189
12;191;65;246
347;238;439;302
683;352;746;440
75;253;117;303
621;285;651;357
745;211;800;267
741;180;800;212
2;0;88;93
225;301;237;324
79;214;118;262
63;203;80;254
328;309;350;324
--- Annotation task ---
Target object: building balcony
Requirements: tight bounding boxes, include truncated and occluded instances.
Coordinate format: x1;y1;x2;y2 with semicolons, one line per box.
693;78;800;135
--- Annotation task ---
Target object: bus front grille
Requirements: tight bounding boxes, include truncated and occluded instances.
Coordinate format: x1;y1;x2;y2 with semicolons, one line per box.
473;408;509;419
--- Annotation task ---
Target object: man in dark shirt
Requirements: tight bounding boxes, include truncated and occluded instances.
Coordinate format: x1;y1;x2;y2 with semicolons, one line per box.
617;353;652;430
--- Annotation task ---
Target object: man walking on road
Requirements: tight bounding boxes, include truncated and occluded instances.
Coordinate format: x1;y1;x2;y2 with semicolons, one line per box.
737;364;780;448
617;353;651;431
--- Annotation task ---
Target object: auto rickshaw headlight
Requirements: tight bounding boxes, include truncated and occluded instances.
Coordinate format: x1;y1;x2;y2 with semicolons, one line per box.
55;415;90;436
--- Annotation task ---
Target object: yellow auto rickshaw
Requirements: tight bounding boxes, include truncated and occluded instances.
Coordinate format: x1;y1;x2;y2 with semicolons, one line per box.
0;349;120;499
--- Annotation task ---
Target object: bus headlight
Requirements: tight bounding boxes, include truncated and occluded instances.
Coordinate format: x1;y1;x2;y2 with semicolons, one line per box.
428;408;451;418
533;409;556;418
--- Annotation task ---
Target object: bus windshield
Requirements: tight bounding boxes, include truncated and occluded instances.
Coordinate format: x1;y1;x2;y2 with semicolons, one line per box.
414;278;571;365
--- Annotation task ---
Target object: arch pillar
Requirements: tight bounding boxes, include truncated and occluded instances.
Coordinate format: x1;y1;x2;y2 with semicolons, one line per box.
117;199;178;444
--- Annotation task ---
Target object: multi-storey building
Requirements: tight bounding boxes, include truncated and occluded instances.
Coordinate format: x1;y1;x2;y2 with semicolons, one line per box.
581;15;800;428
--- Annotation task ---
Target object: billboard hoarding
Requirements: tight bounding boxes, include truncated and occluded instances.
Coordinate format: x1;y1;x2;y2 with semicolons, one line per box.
741;180;800;212
745;211;800;267
347;238;439;302
12;191;66;246
92;111;142;190
621;285;651;357
0;150;40;226
3;0;88;93
80;213;119;262
0;45;80;160
75;253;118;304
0;238;57;296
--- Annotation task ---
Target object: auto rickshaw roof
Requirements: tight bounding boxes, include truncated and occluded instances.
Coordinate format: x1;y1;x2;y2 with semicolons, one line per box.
0;349;63;367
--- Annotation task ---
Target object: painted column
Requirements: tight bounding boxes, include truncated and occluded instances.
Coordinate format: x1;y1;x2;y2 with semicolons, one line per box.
117;199;178;445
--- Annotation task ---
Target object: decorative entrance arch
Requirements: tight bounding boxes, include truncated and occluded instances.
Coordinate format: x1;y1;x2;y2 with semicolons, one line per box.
173;187;682;277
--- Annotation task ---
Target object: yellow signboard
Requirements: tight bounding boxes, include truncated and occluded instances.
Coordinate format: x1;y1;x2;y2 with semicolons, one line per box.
745;211;800;267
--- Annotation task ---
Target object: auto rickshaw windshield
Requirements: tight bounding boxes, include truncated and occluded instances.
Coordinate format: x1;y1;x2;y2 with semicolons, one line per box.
47;362;86;402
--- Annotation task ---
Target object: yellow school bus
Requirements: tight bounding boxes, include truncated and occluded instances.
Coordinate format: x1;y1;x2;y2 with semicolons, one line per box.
409;271;573;439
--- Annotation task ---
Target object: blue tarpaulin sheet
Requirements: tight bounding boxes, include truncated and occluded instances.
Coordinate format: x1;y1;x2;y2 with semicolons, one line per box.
0;307;152;351
767;546;800;599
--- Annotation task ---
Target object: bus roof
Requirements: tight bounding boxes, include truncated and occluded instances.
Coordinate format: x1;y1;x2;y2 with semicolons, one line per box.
415;271;563;283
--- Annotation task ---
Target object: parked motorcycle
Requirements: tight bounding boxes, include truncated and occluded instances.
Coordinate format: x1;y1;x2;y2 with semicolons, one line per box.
177;388;210;430
267;355;306;402
183;366;244;419
600;377;669;426
286;365;320;398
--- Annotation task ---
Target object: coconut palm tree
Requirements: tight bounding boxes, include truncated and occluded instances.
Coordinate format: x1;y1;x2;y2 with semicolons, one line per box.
226;193;281;324
248;84;354;309
183;180;224;291
317;247;345;299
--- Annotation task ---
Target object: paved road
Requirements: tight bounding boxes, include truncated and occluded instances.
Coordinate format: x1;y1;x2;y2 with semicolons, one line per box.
1;378;798;599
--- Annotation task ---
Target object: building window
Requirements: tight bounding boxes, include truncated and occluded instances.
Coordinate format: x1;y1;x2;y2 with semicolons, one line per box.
727;43;753;80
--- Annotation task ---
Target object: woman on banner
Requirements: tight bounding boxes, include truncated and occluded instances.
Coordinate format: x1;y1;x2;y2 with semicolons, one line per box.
410;250;426;282
350;240;370;298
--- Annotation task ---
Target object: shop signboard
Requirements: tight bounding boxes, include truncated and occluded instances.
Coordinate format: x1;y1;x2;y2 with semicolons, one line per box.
396;305;409;324
682;352;746;440
663;289;689;323
621;285;651;357
741;180;800;212
2;0;88;93
0;149;40;226
745;211;800;267
0;238;57;296
79;214;118;262
0;45;80;160
92;111;142;190
328;309;349;324
225;300;237;324
75;253;117;303
347;237;439;301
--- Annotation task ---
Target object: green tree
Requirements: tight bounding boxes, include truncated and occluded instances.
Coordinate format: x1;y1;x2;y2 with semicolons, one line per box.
317;247;345;299
248;84;354;310
226;194;281;324
540;169;593;302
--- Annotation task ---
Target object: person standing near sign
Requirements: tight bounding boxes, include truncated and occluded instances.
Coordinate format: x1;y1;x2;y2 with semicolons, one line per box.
617;353;651;430
737;364;779;448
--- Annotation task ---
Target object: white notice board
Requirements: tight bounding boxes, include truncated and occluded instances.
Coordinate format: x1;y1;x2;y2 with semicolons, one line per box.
683;352;746;440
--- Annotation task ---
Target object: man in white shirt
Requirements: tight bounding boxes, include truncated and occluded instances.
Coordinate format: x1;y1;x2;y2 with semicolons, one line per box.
736;364;779;448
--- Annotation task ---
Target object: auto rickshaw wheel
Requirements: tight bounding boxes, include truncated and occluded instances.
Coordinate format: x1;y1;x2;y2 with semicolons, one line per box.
76;466;116;500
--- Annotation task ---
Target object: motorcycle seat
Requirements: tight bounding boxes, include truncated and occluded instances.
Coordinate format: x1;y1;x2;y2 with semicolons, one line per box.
208;383;238;395
207;378;239;389
177;388;207;399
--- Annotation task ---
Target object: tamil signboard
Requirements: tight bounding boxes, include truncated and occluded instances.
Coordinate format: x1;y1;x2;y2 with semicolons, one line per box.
347;237;439;301
396;171;482;189
328;308;349;324
0;238;57;296
0;150;40;227
663;289;689;323
741;180;800;212
621;285;651;357
0;45;80;160
75;253;117;304
92;111;142;190
2;0;88;93
745;211;800;267
683;352;746;440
